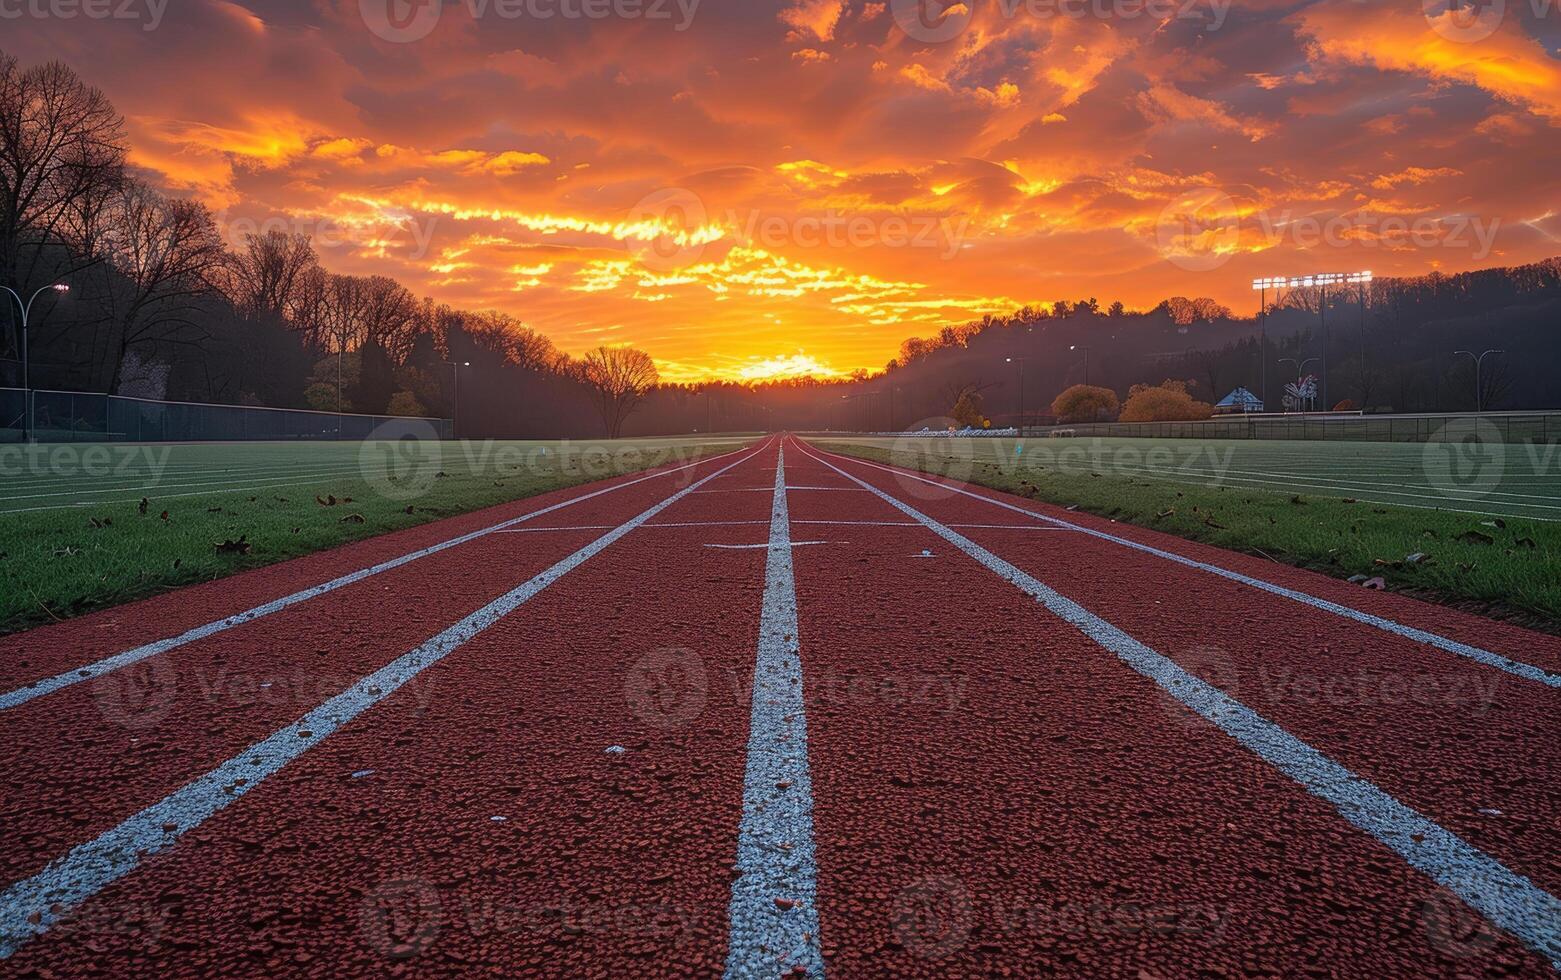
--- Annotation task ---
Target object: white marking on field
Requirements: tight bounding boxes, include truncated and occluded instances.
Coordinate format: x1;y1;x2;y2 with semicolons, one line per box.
703;541;832;550
0;442;761;713
724;444;825;979
806;446;1561;688
806;441;1561;971
0;448;758;958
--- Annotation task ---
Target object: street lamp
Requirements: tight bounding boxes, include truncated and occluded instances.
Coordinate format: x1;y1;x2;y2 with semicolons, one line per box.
1454;349;1503;413
1270;271;1372;411
445;360;470;438
1068;345;1091;387
1251;276;1287;411
1278;356;1320;412
1;282;70;443
1006;357;1026;432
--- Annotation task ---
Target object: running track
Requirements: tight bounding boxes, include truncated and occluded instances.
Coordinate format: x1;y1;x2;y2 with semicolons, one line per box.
1;435;1558;976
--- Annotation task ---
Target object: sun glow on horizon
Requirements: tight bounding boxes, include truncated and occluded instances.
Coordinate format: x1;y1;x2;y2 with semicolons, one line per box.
734;353;844;383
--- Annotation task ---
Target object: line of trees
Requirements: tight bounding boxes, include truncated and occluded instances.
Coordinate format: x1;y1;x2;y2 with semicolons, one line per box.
0;50;661;438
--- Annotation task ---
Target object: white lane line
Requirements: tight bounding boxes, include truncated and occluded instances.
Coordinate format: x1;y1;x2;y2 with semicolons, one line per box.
704;541;832;551
806;443;1561;971
725;444;825;979
0;443;760;713
803;445;1561;688
0;463;369;505
0;448;758;959
496;520;774;533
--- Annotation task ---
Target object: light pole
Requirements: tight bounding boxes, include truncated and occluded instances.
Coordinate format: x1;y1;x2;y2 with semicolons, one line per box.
1006;356;1026;431
1454;349;1503;413
1270;272;1371;412
1278;357;1320;412
445;360;469;438
2;282;70;443
1251;277;1287;411
1068;345;1091;387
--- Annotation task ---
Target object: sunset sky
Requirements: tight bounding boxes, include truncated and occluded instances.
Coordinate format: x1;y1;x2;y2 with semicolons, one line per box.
10;0;1561;380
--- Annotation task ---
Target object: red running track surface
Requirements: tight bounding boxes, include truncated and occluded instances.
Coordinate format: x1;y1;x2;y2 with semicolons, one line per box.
1;433;1556;977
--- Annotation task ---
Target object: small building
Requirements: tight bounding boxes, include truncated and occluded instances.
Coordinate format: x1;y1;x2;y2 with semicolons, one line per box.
1214;386;1264;414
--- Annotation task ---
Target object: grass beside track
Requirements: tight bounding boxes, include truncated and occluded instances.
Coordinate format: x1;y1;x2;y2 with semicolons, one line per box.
811;437;1561;629
0;436;749;635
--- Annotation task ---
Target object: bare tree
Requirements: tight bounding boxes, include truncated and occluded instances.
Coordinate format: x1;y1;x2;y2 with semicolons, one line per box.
221;229;318;321
0;53;128;284
356;275;420;361
467;310;561;372
580;345;658;438
95;181;226;390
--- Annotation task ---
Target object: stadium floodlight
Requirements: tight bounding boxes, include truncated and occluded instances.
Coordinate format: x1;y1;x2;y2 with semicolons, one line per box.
1;280;71;444
1265;271;1373;411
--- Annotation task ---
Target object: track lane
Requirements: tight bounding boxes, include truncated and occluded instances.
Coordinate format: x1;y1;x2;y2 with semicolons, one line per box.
0;442;771;962
799;442;1561;900
0;443;752;698
784;437;1560;975
801;441;1561;678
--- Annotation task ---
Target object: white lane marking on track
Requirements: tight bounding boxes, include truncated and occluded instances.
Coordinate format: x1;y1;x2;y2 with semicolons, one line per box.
805;445;1561;688
804;441;1561;971
703;541;832;550
0;447;762;958
499;520;774;533
0;442;761;713
725;444;825;979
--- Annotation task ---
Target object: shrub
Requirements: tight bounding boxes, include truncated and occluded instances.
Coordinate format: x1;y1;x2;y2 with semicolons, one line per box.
1119;380;1214;422
1051;384;1120;423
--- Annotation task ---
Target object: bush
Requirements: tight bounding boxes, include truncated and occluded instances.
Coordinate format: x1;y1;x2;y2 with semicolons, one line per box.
387;391;427;417
1119;380;1213;422
1051;384;1119;423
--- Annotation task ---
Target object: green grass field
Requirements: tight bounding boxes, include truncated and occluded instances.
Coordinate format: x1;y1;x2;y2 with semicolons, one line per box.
813;436;1561;629
0;435;750;635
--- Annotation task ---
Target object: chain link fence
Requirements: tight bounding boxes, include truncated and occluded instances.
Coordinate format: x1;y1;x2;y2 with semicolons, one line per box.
0;389;453;443
1031;412;1561;443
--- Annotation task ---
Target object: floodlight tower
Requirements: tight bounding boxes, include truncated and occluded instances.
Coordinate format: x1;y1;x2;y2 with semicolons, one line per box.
1274;272;1372;411
1251;277;1287;411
